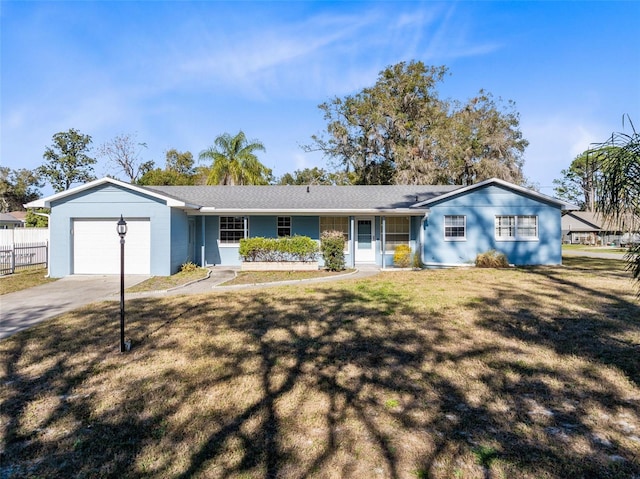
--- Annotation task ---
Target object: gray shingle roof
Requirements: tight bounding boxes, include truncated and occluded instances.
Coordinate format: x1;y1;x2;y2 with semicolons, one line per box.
143;185;461;211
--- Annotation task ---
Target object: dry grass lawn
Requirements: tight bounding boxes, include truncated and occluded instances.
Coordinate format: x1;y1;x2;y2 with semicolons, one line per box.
0;268;56;295
1;260;639;478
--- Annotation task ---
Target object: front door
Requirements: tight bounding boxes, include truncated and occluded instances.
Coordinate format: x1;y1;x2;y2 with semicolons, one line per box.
355;218;375;263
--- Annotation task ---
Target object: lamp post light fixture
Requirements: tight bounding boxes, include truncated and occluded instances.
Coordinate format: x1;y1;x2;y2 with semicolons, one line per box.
117;215;128;352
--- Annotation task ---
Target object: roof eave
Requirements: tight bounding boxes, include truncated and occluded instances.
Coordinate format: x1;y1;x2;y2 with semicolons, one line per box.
197;207;428;216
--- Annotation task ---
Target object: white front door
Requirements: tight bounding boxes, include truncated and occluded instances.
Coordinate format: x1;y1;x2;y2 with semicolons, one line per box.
355;218;375;263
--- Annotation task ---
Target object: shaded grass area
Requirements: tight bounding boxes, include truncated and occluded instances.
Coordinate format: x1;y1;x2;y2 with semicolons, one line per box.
223;269;353;286
0;268;56;295
562;255;629;272
1;263;639;478
126;268;209;292
563;244;628;255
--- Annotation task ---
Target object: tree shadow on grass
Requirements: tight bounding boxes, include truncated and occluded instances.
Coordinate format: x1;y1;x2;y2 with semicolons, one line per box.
1;271;639;478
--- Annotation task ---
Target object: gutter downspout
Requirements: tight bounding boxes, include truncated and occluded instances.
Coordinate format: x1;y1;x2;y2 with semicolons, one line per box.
420;210;430;266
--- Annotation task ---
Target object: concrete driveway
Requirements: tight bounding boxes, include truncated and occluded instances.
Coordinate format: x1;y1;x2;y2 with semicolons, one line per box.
0;275;149;340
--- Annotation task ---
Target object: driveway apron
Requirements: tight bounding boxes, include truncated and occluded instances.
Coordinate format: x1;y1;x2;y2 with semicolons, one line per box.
0;275;149;339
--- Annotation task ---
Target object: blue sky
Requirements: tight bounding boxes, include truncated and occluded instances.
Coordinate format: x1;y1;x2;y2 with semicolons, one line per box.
2;1;639;196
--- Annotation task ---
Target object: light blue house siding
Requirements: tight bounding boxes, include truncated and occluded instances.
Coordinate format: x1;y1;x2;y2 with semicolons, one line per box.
193;214;422;267
422;184;562;266
49;184;180;277
195;215;333;267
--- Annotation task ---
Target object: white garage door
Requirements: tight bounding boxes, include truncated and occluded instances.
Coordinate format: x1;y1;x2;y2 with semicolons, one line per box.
73;219;151;274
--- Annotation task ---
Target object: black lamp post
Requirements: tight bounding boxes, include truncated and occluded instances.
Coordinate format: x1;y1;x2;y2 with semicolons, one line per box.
117;215;128;352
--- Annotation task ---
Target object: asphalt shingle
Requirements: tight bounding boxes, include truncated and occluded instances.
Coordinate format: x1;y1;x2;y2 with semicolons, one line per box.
143;185;461;211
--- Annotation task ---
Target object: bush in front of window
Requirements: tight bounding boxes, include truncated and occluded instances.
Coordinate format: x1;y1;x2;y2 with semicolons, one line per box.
393;244;412;268
475;250;509;268
239;236;319;262
320;230;346;271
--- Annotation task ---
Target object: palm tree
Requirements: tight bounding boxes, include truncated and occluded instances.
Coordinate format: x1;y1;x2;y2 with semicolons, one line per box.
199;131;271;185
594;116;640;291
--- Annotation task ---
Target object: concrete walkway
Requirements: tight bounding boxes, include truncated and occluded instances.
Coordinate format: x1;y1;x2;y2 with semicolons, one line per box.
123;266;382;298
0;267;382;339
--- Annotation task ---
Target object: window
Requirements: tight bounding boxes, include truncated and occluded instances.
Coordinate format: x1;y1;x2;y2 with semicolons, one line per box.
320;217;349;250
219;216;247;244
277;216;291;237
495;215;538;240
444;215;466;240
384;217;410;251
517;215;538;238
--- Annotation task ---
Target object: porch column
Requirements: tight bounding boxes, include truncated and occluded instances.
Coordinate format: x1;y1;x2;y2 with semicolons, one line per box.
201;216;206;267
349;216;355;268
381;216;386;269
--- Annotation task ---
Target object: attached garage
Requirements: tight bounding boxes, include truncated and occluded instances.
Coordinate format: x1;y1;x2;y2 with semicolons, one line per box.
72;219;151;275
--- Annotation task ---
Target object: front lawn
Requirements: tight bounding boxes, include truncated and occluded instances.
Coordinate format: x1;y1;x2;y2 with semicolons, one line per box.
126;267;210;292
0;268;56;295
222;269;353;286
563;244;628;254
1;261;639;478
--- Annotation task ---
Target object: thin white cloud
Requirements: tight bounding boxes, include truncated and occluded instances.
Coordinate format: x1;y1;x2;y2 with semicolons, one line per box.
521;115;616;192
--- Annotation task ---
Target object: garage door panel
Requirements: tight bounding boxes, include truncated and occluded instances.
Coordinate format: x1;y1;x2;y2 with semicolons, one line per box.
73;219;150;275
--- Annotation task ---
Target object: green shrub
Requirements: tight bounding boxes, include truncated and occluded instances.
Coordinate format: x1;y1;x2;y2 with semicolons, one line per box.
393;244;412;268
239;236;319;262
320;230;346;271
475;250;509;268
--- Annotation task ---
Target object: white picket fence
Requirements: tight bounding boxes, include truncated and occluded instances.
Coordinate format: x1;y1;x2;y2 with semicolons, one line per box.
0;228;49;246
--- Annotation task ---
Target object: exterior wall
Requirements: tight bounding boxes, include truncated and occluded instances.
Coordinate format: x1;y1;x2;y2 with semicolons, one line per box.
49;184;174;277
195;214;419;268
195;215;352;267
422;184;562;266
379;216;421;268
170;209;191;272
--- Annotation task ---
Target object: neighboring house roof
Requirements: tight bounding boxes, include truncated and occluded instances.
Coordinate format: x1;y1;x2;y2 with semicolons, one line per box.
561;211;603;233
0;213;23;225
26;176;576;215
562;210;640;233
8;211;27;222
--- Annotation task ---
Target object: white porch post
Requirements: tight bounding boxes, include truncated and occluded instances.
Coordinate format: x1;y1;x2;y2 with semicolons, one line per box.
381;216;386;269
201;216;206;267
349;216;355;268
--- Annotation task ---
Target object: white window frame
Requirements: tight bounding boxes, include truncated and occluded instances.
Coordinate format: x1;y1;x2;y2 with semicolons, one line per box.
320;216;350;253
495;215;538;241
444;215;466;241
384;216;410;252
277;216;291;237
219;216;248;246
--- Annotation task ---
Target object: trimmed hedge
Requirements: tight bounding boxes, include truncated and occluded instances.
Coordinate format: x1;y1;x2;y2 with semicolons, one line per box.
239;236;319;262
320;230;346;271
